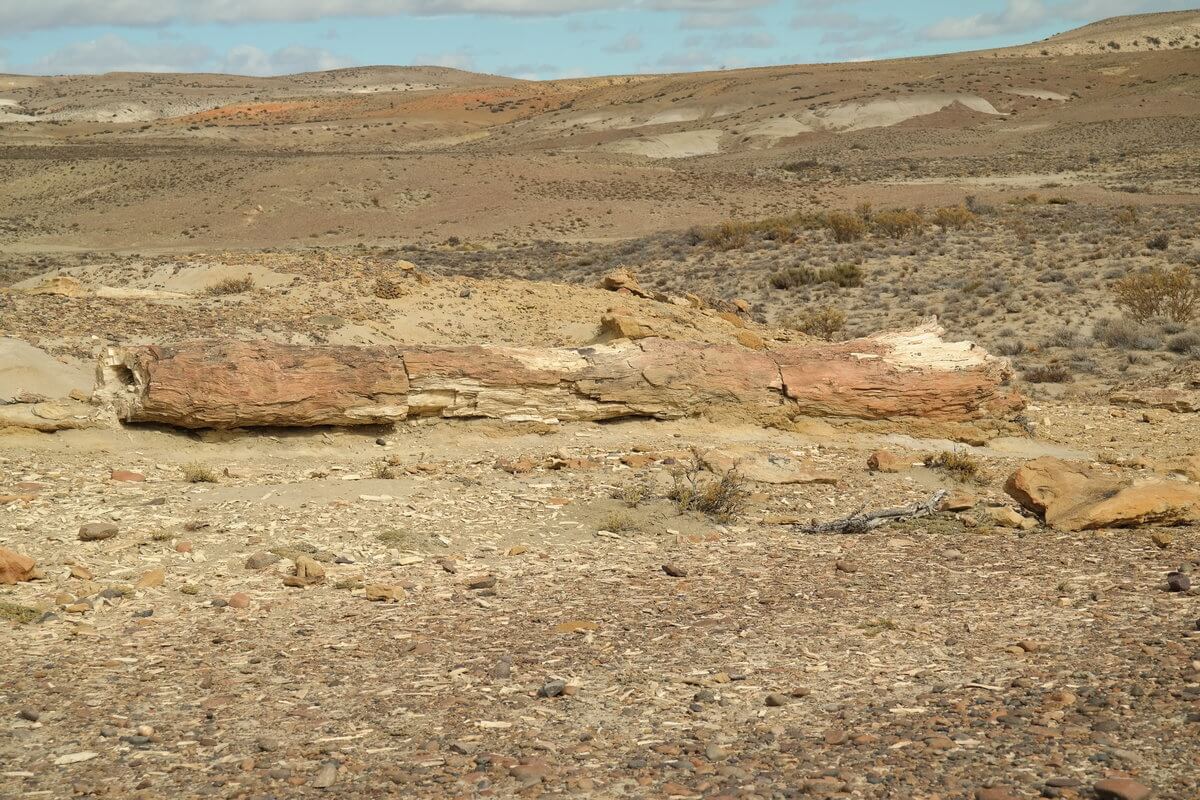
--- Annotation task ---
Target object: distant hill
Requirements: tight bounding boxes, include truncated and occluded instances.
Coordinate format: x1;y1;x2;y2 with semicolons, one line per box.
1010;8;1200;56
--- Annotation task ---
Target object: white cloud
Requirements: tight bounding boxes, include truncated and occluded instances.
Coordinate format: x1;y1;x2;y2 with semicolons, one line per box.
221;44;354;75
679;11;761;28
604;33;644;52
0;0;776;31
16;34;352;75
25;34;212;73
923;0;1049;40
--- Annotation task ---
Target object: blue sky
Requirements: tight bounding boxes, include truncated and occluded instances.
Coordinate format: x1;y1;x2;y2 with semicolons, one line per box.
0;1;1190;78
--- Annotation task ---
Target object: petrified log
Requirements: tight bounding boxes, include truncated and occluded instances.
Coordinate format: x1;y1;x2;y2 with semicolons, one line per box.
97;321;1023;430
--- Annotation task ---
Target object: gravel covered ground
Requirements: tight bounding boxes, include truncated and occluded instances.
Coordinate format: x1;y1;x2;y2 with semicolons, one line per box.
2;414;1198;799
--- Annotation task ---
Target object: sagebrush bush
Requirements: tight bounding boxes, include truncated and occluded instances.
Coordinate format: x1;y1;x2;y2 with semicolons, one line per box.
780;307;846;340
704;221;752;250
205;276;255;296
932;206;977;228
1093;317;1159;350
1022;363;1073;383
1113;266;1199;322
873;209;925;238
770;263;861;290
667;455;747;522
181;463;218;483
924;450;982;483
826;211;866;243
1167;331;1200;354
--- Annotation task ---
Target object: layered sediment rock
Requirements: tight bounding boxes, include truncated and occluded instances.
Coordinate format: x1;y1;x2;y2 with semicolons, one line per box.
96;321;1023;431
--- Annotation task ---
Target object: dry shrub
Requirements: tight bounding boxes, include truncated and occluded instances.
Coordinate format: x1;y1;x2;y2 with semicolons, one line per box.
1022;363;1073;383
1146;233;1170;251
667;454;747;522
599;511;638;532
703;221;753;250
826;211;866;243
924;450;982;483
932;206;977;228
1114;206;1138;226
769;263;862;290
1113;266;1199;322
873;209;925;238
781;307;846;340
205;276;255;296
1092;317;1160;350
181;463;218;483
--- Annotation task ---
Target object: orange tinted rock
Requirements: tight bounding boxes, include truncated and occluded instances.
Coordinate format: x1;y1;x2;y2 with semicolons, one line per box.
867;450;911;473
1006;456;1200;531
597;268;651;298
99;322;1022;431
0;547;37;585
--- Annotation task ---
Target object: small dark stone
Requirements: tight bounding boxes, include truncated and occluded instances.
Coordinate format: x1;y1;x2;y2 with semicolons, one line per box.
662;563;688;578
17;709;39;722
1167;571;1191;592
132;609;153;618
538;679;566;698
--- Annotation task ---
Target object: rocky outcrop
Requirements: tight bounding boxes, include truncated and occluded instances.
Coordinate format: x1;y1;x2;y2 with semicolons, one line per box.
0;399;102;432
1109;387;1200;413
1006;456;1200;531
97;321;1023;431
597;268;652;299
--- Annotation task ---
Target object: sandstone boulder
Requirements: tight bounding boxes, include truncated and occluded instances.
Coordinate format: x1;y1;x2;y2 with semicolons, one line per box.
867;450;911;473
1006;456;1200;531
600;313;656;340
0;547;37;585
597;268;651;298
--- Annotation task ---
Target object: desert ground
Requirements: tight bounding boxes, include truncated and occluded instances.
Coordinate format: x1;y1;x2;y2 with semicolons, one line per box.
2;10;1200;800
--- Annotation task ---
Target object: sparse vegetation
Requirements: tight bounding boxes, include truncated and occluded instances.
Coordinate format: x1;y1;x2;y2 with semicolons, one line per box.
1022;363;1074;383
667;454;747;522
599;511;638;532
872;209;925;238
1113;266;1199;322
181;463;219;483
371;460;398;480
780;307;846;340
769;263;862;290
0;601;38;624
1146;232;1170;251
932;205;977;228
206;276;255;296
924;450;982;483
826;211;866;243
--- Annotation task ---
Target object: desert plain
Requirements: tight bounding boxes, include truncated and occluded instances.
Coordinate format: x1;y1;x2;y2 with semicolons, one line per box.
2;9;1200;800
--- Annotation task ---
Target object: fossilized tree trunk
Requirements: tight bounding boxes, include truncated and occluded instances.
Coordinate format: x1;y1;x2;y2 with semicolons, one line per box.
96;322;1023;430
